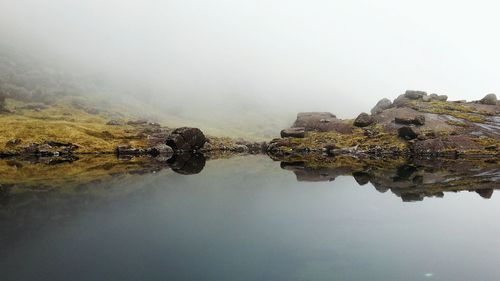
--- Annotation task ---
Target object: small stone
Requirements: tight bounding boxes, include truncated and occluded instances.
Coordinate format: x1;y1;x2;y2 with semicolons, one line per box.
353;112;374;127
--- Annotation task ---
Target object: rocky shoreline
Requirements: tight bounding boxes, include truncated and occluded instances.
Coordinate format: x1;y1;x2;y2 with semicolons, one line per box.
269;91;500;159
1;91;499;163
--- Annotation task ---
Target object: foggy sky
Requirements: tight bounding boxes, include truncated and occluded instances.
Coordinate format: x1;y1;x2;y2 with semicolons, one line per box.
1;0;499;119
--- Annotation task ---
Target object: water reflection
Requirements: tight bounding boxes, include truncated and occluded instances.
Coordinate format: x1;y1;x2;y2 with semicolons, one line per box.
279;155;499;201
1;154;500;281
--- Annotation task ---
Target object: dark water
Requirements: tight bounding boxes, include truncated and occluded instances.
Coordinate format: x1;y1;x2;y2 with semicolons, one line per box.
0;155;499;281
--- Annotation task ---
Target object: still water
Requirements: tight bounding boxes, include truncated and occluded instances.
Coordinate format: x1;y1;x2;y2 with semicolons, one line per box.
0;155;499;281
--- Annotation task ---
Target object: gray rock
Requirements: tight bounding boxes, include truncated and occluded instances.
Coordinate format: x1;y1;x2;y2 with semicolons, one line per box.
435;95;448;102
422;95;431;102
291;112;352;133
479;93;497;105
404;90;427;100
371;98;393;114
395;115;425;126
293;112;336;128
398;126;419;140
281;127;305;138
353;113;374;127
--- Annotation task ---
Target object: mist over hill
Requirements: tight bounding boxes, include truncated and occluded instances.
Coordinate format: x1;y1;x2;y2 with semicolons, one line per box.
1;0;500;139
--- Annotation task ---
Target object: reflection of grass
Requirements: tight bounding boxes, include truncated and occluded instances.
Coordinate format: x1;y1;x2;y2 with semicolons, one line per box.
0;155;160;190
0;99;148;153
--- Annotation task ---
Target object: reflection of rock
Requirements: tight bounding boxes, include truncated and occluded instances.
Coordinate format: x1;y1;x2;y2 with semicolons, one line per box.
167;153;206;175
476;188;494;199
277;154;500;202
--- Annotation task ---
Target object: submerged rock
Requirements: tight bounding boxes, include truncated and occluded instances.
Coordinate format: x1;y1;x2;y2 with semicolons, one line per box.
353;113;374;127
165;127;206;151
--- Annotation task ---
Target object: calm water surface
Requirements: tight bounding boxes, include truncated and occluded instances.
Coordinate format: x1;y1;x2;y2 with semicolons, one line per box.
0;155;499;281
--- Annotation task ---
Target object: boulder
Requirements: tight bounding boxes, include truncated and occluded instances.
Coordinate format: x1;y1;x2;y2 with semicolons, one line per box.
370;98;392;114
293;112;336;128
165;127;206;151
422;95;431;102
435;95;448;102
353;113;374;127
479;93;497;105
281;127;305;138
292;112;352;133
398;126;419;140
393;94;410;107
404;90;427;100
394;115;425;126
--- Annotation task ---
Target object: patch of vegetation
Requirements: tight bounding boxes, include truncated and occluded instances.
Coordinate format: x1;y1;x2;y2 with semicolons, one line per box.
284;125;406;152
0;99;148;153
413;101;487;123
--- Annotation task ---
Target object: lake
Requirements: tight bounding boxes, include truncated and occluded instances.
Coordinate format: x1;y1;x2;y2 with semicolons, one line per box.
0;155;499;281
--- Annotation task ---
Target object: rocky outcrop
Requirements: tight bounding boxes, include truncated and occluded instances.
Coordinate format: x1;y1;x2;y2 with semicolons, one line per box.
165;127;206;151
353;113;374;127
